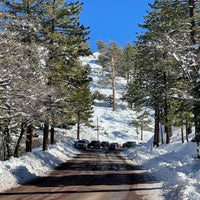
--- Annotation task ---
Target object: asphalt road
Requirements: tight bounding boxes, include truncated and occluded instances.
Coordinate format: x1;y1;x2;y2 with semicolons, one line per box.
0;149;164;200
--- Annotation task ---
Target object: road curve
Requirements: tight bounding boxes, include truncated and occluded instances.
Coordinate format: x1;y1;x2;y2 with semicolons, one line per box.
0;149;164;200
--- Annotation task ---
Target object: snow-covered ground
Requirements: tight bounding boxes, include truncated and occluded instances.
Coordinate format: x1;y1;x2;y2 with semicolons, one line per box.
0;53;200;200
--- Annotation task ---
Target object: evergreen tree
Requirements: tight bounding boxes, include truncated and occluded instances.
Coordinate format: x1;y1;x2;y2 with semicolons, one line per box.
125;0;193;146
0;0;92;154
96;40;111;75
65;64;93;140
123;43;138;84
39;0;92;149
97;41;124;111
0;0;47;157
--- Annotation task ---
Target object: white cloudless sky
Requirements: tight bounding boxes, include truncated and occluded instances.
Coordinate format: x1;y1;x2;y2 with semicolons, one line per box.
77;0;154;51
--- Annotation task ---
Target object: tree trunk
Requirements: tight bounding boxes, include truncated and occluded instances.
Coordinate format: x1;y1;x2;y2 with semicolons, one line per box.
186;119;189;142
161;125;164;145
111;55;116;111
77;112;80;140
50;126;55;145
186;125;192;135
14;122;25;157
4;127;12;159
181;123;184;143
26;124;33;152
153;100;160;147
165;124;170;144
140;124;143;140
194;109;200;135
43;121;49;151
163;70;170;144
126;72;130;84
77;122;80;140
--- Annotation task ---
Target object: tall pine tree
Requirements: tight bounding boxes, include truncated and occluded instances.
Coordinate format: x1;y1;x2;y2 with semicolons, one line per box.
39;0;92;149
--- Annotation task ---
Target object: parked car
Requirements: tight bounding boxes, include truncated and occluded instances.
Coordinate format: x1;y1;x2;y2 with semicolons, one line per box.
74;140;89;150
101;141;110;148
87;140;101;149
109;143;118;150
122;141;136;148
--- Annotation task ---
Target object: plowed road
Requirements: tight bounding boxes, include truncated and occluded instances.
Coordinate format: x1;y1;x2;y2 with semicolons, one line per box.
0;149;163;200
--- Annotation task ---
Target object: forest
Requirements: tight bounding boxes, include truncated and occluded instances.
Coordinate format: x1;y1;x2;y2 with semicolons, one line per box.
0;0;93;160
96;0;200;149
0;0;200;160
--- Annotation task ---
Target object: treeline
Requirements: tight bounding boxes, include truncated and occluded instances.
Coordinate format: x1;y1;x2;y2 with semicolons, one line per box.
97;0;200;147
0;0;93;160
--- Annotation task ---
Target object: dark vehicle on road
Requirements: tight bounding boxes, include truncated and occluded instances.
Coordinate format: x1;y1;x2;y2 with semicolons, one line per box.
122;141;136;148
109;143;118;150
74;140;89;150
101;141;110;148
87;140;101;149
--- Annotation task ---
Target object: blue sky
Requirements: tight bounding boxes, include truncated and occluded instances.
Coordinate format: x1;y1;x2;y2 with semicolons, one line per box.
78;0;154;51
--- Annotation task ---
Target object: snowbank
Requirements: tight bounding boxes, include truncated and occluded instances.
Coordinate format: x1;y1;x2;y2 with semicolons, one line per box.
124;134;200;200
0;140;78;192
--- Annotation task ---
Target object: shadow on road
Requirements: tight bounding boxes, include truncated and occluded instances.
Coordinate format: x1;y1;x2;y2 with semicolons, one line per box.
0;187;163;196
25;151;159;187
0;151;163;200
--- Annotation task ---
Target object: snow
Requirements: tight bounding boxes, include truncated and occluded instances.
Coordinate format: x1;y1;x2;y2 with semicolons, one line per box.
125;135;199;199
0;140;79;191
0;52;200;200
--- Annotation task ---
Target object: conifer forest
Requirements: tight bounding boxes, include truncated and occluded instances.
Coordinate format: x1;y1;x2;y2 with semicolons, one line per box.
0;0;200;160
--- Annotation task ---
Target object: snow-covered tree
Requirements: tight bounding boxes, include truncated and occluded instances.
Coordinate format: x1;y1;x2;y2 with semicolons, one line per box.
0;0;48;158
39;0;92;150
124;0;200;146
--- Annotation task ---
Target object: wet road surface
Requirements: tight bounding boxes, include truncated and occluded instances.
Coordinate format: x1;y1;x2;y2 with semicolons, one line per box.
0;149;164;200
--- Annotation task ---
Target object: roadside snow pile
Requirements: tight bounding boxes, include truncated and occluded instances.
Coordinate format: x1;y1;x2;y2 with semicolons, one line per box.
124;134;200;200
0;140;78;192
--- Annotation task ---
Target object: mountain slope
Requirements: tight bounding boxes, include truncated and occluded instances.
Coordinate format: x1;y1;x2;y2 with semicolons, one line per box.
76;52;154;143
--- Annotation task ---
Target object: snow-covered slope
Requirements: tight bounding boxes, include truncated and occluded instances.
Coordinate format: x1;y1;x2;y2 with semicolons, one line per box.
0;53;200;200
76;52;154;143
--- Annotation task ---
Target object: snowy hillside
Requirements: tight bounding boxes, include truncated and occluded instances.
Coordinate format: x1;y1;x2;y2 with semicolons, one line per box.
0;53;200;200
78;52;154;143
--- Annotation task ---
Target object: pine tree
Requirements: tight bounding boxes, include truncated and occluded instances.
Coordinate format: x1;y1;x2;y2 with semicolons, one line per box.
97;41;124;111
65;64;93;140
132;0;200;147
123;43;138;84
125;0;193;146
39;0;92;148
0;0;92;153
96;40;111;75
0;0;47;157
